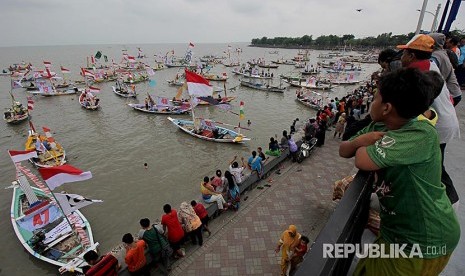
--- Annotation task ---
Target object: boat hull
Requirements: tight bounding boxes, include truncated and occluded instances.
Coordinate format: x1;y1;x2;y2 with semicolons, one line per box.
128;104;190;115
168;117;250;143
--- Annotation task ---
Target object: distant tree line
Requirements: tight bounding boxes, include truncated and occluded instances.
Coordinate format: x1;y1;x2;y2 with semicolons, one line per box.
250;30;464;49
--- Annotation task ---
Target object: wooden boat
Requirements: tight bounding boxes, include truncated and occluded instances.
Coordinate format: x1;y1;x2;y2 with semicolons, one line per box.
29;88;80;96
283;79;333;90
168;117;250;143
295;89;326;110
4;93;29;124
10;164;98;274
79;92;100;110
240;79;285;93
123;74;149;84
25;129;66;168
112;84;137;98
257;63;279;69
271;59;296;65
202;73;228;81
232;68;273;79
128;103;190;114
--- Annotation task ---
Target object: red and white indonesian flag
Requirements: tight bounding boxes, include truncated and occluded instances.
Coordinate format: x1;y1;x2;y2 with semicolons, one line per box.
189;42;195;48
88;86;100;93
127;55;136;62
8;150;38;163
43;61;52;68
185;69;213;97
39;164;92;191
27;96;34;111
60;66;70;74
54;193;102;215
42;126;57;149
81;68;95;78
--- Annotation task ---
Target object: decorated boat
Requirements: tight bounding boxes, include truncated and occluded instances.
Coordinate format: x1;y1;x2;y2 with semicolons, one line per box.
7;157;100;274
25;125;66;168
295;89;327;110
123;73;149;84
79;89;100;110
112;80;137;98
202;73;228;81
128;103;190;115
168;69;250;143
231;68;273;79
283;79;333;90
4;90;29;124
168;117;249;143
240;79;285;93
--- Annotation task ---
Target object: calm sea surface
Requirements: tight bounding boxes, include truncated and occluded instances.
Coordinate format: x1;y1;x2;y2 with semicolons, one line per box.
0;43;378;275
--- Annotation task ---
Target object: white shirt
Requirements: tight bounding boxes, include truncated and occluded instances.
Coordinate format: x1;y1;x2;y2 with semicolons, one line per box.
229;165;244;184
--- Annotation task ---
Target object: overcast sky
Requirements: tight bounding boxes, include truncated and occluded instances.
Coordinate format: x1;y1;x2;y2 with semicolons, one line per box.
0;0;463;47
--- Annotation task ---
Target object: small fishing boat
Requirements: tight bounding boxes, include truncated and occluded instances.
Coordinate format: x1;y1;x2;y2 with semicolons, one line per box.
30;88;80;96
25;127;66;168
295;89;326;110
123;73;149;84
202;73;228;81
112;80;137;98
79;91;100;110
257;63;279;69
4;92;29;124
128;103;190;115
168;117;250;143
240;79;285;93
10;163;98;274
283;79;333;90
231;68;273;79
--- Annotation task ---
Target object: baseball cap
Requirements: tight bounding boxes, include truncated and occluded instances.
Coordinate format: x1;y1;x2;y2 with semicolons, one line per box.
397;34;434;52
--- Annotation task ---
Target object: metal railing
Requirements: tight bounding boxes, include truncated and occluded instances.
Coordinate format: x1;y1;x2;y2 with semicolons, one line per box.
295;170;373;276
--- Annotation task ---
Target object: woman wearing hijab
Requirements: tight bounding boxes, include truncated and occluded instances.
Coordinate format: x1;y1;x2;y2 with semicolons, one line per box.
275;225;302;276
178;202;203;246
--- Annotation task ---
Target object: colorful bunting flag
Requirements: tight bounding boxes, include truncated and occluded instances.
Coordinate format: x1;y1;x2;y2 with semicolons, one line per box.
239;101;245;120
27;96;34;111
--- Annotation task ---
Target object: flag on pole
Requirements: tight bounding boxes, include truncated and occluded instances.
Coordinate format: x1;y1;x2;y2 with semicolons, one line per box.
38;164;92;191
54;193;102;215
127;56;136;62
60;66;70;74
189;42;195;48
43;61;52;68
81;68;95;78
185;69;213;97
11;79;22;89
88;86;101;93
95;51;102;59
27;96;34;111
239;101;245;120
29;121;36;133
8;150;38;163
42;126;57;149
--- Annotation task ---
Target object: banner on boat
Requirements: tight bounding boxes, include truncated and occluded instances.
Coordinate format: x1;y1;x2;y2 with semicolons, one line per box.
54;193;103;215
35;80;53;93
17;204;61;232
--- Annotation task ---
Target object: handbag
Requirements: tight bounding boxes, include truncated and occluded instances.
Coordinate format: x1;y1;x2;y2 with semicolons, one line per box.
153;224;173;258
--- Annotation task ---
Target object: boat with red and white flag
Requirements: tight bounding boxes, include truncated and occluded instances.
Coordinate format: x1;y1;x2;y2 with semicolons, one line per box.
168;69;250;143
25;124;67;168
7;153;100;274
79;86;101;110
4;81;29;124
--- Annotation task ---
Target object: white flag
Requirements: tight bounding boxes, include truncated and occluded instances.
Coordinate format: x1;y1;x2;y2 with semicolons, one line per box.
54;193;103;215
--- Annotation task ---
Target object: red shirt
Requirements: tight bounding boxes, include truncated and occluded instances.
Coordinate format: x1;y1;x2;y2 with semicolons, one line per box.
125;240;146;273
193;203;208;219
294;243;308;258
161;209;184;243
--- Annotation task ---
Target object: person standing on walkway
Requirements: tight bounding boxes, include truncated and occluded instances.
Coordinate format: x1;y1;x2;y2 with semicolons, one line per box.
191;200;212;236
122;233;150;276
275;225;301;276
161;204;185;258
178;202;203;246
138;218;172;274
398;34;460;208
